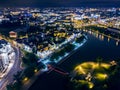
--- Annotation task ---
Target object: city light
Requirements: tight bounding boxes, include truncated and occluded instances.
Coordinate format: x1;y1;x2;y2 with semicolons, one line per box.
0;6;119;90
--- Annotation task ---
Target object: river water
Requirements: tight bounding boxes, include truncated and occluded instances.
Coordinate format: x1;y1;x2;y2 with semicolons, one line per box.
29;31;120;90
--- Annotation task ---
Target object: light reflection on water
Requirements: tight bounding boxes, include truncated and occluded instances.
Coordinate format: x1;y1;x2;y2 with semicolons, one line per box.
85;30;120;46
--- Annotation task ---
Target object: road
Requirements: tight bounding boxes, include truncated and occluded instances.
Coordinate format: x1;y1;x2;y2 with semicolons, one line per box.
0;46;22;90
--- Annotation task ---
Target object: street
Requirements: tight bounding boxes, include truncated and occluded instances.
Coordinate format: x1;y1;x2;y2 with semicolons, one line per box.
0;46;22;90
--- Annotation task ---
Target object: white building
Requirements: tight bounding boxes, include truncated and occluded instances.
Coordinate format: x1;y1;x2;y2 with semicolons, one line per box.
0;39;14;76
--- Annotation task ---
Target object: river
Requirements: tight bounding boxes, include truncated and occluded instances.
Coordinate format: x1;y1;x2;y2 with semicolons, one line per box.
29;31;120;90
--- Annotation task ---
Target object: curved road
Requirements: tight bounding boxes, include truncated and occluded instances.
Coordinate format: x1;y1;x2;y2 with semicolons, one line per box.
0;46;22;90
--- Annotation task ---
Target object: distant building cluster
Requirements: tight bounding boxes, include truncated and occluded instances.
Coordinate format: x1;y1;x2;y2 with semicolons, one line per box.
0;7;119;59
0;8;119;29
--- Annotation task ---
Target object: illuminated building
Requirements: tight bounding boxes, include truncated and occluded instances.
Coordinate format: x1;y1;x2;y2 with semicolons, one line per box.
0;39;15;77
9;31;17;38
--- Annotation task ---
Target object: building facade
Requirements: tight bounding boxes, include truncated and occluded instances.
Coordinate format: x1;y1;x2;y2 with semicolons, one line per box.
0;39;15;77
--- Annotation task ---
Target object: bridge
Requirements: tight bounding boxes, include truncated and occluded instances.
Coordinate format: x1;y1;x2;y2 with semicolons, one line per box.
47;64;69;75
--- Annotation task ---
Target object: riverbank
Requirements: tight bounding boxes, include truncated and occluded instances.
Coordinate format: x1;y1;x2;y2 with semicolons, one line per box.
29;31;120;90
22;35;87;90
58;37;87;65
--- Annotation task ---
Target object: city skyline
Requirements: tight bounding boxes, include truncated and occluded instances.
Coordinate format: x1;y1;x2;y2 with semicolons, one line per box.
0;0;120;89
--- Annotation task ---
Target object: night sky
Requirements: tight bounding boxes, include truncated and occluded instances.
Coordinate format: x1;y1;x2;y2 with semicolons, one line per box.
0;0;120;7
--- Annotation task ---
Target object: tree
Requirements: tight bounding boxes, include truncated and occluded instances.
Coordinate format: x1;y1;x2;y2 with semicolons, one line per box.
32;45;37;54
64;44;75;53
6;83;13;90
76;36;85;43
96;57;103;67
22;52;38;66
6;82;21;90
13;71;22;83
24;66;35;78
37;62;45;69
50;52;59;61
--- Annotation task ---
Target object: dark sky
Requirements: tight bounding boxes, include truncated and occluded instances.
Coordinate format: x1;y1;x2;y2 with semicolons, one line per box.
0;0;120;7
